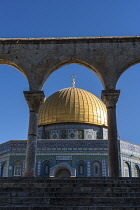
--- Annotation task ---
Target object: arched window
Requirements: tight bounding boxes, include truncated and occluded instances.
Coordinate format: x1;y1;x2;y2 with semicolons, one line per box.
134;165;139;177
93;161;101;177
1;162;7;177
77;161;86;176
14;161;22;176
42;161;50;177
124;162;130;177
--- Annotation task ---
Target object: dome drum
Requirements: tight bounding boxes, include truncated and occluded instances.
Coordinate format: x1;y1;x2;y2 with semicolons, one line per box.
38;123;108;140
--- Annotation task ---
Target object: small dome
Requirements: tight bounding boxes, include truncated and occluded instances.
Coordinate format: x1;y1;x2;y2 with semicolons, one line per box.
38;88;107;126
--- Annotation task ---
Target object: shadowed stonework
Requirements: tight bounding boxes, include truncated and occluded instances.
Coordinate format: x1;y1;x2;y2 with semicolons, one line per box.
0;177;140;209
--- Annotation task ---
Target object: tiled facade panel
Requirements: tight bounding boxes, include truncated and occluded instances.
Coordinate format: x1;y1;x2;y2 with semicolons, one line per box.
37;123;107;140
0;139;140;177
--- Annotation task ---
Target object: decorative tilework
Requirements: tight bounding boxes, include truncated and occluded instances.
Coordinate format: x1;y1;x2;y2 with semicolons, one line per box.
103;128;108;140
68;129;77;139
38;123;105;140
78;130;84;139
56;156;72;160
84;129;95;140
102;159;107;177
87;161;91;177
1;139;140;178
50;130;59;139
37;160;41;176
61;130;67;139
22;161;25;175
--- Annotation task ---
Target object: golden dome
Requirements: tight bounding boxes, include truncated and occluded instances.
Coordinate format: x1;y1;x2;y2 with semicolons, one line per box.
38;88;107;126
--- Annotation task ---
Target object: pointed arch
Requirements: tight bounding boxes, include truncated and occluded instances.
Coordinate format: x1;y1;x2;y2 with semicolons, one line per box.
116;62;140;143
42;160;51;177
0;64;29;142
93;160;101;177
116;57;140;87
77;160;86;177
41;58;105;90
0;59;28;79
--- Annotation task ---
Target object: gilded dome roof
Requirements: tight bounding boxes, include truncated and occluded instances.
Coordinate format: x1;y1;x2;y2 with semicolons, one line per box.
38;88;107;126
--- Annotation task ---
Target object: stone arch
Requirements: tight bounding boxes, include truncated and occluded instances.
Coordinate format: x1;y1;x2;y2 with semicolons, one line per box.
116;57;140;88
40;58;105;90
0;59;31;91
0;59;28;80
116;62;140;143
0;63;30;142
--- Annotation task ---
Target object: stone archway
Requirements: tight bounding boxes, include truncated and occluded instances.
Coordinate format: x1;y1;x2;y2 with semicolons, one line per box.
1;36;140;177
55;167;71;178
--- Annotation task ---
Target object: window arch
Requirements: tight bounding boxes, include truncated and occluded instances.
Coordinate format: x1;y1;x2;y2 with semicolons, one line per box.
42;161;51;177
93;161;101;177
77;161;86;176
124;162;130;177
134;165;139;177
1;162;7;177
14;161;22;176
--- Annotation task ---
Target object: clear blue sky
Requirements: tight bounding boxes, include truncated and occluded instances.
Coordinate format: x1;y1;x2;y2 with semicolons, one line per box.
0;0;140;145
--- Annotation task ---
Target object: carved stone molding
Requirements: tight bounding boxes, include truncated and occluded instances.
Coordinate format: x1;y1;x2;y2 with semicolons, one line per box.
24;91;45;112
101;90;120;108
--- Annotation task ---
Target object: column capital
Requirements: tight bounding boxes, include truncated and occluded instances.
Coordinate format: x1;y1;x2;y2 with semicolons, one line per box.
101;90;120;108
24;91;45;112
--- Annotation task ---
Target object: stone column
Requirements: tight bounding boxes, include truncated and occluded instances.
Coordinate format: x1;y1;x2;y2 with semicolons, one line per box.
101;90;120;177
24;91;45;177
